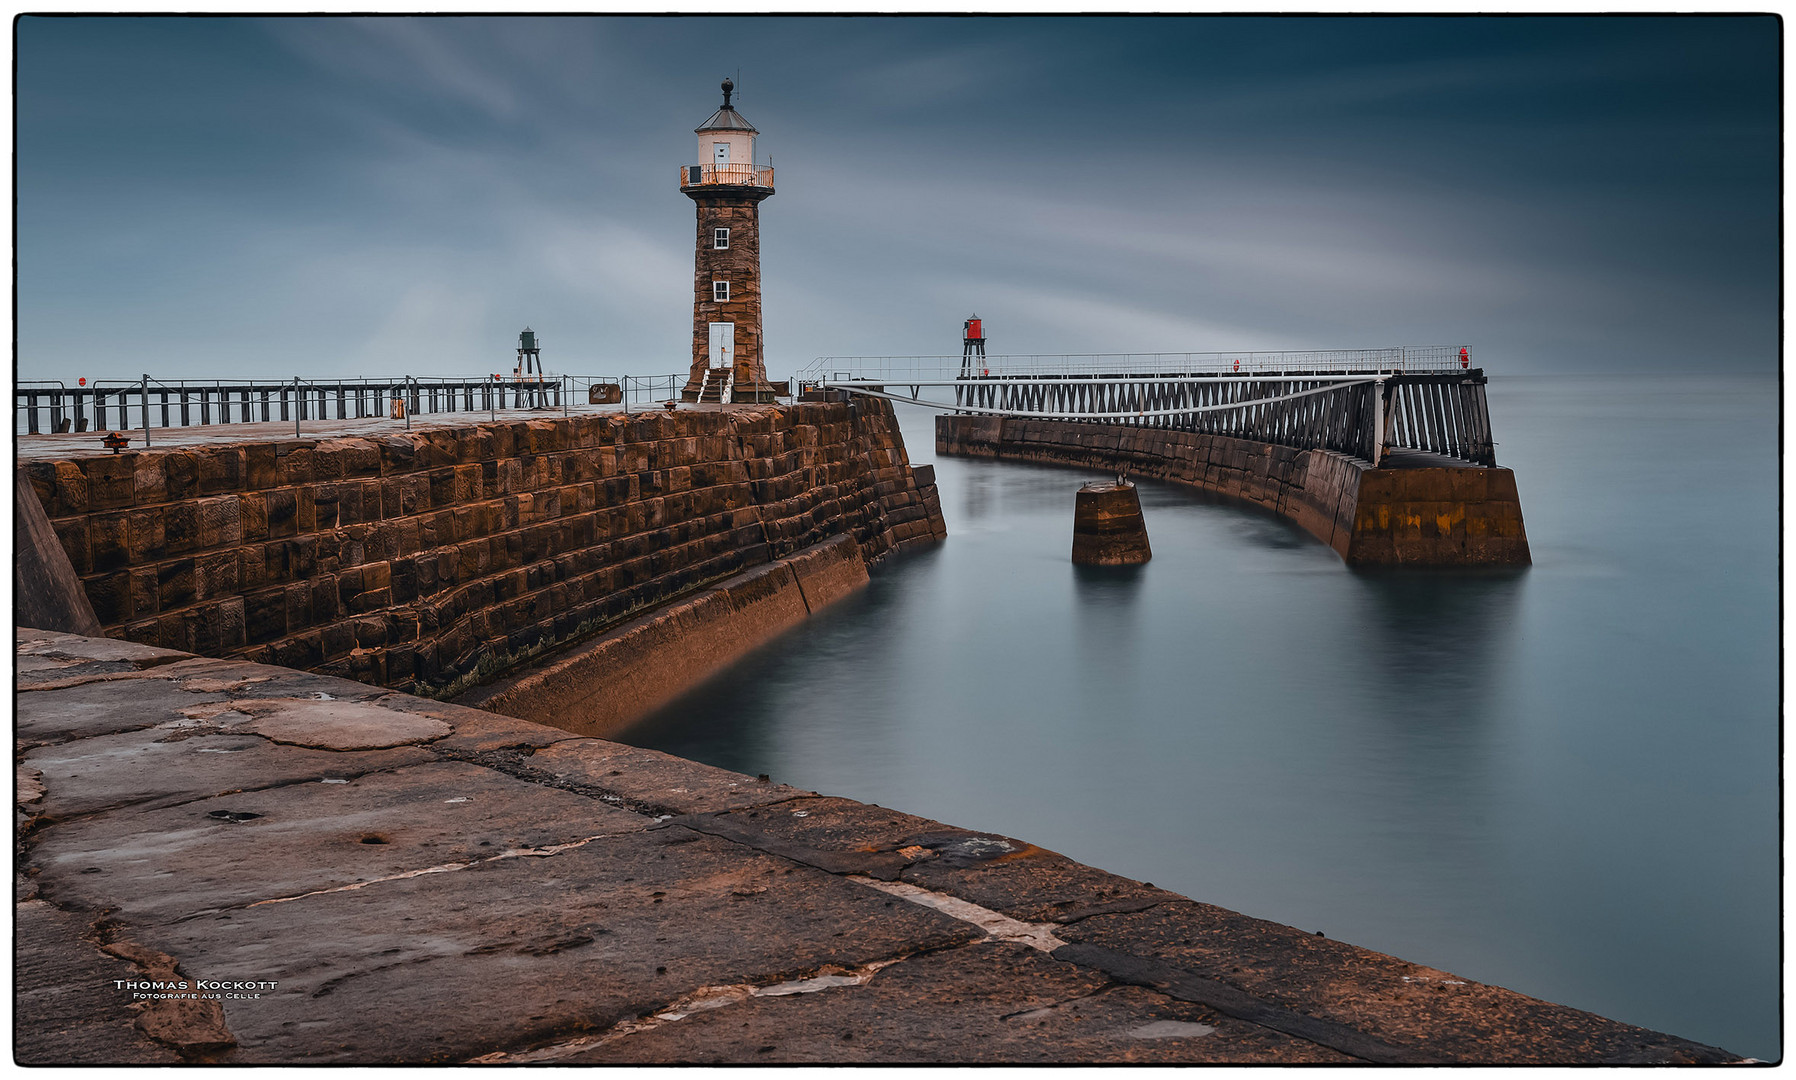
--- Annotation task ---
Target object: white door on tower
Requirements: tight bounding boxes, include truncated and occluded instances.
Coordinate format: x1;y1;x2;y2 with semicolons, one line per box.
708;322;735;369
714;142;730;165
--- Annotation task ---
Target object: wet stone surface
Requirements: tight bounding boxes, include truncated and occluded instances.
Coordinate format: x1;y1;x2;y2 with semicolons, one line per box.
526;739;815;816
1054;902;1737;1065
134;830;980;1064
17;676;229;749
240;699;451;750
30;761;644;925
574;941;1351;1065
16;899;184;1064
22;722;435;821
14;630;1741;1064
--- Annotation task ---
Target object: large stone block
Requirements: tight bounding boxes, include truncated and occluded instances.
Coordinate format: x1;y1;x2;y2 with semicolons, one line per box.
194;447;246;494
265;488;298;538
245;442;279;489
83;455;136;510
132;457;167;505
245;588;288;645
195;550;239;602
89;512;131;572
84;570;131;626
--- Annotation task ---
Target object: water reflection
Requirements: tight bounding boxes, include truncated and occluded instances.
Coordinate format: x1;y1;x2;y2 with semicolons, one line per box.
1070;562;1148;698
1348;566;1528;693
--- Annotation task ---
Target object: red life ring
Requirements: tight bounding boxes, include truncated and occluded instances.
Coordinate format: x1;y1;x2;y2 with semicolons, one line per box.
1232;359;1240;372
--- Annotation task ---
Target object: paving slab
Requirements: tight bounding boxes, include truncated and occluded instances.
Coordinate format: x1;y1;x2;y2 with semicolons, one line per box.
1055;902;1734;1065
22;722;435;821
239;698;449;750
164;663;394;702
15;899;183;1064
525;738;814;815
359;695;581;754
572;941;1352;1064
29;761;647;925
128;829;980;1064
17;676;228;749
17;628;192;666
898;839;1184;925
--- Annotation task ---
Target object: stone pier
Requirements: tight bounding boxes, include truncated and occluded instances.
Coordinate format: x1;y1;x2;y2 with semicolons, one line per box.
15;629;1734;1064
937;415;1529;565
18;400;945;734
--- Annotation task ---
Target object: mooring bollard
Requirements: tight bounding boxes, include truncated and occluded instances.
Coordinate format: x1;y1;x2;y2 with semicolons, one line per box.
1071;478;1151;565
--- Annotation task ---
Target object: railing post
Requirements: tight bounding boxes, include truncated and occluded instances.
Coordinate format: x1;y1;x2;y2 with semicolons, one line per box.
142;374;152;446
1371;379;1384;467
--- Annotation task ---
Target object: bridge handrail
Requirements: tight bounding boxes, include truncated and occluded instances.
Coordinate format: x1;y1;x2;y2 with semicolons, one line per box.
14;372;696;437
798;346;1466;382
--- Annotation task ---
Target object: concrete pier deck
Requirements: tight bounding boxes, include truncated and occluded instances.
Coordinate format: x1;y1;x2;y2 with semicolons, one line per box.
16;628;1736;1064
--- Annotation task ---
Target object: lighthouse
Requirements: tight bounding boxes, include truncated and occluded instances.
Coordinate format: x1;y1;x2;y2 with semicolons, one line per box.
680;79;777;403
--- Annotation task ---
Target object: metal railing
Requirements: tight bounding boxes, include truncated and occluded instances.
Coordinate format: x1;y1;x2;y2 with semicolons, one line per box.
797;346;1468;384
679;163;775;189
15;373;725;439
14;375;572;438
800;346;1496;467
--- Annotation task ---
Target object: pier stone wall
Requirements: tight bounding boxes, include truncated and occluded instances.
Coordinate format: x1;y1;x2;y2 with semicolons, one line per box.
21;400;945;700
936;415;1527;565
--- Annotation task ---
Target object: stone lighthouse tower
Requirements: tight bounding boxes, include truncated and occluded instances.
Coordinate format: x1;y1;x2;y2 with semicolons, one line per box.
680;79;777;403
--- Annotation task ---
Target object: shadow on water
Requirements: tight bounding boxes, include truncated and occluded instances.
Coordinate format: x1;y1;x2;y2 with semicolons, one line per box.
1071;561;1148;598
620;542;945;774
1339;565;1531;778
1070;562;1149;670
1347;565;1530;688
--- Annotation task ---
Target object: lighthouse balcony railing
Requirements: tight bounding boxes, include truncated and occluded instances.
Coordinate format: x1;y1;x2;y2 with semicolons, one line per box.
679;163;775;189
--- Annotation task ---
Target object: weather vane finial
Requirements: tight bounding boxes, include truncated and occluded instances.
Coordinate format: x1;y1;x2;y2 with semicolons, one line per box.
721;78;734;107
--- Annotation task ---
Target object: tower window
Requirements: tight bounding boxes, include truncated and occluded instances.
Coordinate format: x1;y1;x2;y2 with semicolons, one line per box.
713;228;730;250
713;280;730;302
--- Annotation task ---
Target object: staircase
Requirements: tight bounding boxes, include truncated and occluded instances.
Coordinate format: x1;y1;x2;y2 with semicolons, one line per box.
696;366;733;405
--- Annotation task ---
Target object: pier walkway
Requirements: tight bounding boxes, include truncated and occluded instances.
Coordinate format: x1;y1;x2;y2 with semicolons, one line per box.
17;629;1733;1064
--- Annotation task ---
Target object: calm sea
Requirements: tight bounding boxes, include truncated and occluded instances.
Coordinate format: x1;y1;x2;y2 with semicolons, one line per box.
626;373;1780;1060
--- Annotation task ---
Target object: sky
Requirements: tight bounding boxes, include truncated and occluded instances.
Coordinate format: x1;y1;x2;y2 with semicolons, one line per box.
14;15;1781;384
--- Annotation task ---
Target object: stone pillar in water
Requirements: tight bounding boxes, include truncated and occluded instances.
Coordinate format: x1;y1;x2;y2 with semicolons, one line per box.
1072;479;1151;565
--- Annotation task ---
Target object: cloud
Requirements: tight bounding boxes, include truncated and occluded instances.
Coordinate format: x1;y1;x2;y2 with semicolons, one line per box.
349;280;495;372
264;17;522;121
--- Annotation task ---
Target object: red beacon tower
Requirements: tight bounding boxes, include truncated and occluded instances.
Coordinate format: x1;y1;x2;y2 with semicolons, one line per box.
961;314;987;378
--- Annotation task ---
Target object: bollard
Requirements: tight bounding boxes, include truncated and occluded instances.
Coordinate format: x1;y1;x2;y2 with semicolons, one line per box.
1071;478;1151;565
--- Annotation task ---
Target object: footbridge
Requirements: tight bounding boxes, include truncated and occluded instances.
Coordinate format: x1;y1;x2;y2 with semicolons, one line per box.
796;346;1494;469
796;347;1527;565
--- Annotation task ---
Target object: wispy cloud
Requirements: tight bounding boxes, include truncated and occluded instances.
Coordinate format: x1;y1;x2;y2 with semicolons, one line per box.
267;18;523;121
